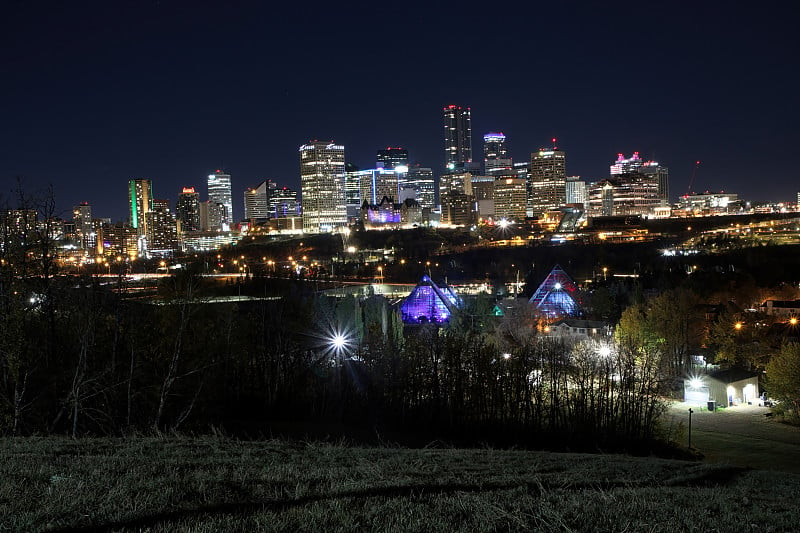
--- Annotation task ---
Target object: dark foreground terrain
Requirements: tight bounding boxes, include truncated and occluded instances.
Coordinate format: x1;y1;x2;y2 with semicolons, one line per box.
1;437;798;532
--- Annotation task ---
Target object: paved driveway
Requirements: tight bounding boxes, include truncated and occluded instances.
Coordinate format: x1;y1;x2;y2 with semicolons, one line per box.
666;402;800;473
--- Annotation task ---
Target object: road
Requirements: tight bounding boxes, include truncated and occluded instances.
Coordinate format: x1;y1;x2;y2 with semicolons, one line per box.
667;402;800;473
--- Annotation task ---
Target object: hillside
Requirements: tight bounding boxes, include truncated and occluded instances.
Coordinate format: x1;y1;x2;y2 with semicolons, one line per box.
2;437;798;532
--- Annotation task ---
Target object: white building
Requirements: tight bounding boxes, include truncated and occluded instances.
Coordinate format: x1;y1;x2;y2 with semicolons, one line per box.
300;141;347;233
207;170;233;230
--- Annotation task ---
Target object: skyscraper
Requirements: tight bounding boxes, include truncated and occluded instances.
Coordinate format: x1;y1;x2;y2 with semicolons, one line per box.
376;147;409;170
72;202;92;249
494;177;527;221
529;144;567;217
610;153;669;203
483;132;512;175
270;186;299;218
641;161;670;203
176;187;201;232
443;104;472;169
207;170;233;230
299;141;347;233
128;179;153;237
405;166;435;210
244;181;270;220
565;176;587;206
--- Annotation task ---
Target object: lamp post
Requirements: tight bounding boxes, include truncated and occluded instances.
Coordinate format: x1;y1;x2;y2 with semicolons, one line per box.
688;408;694;449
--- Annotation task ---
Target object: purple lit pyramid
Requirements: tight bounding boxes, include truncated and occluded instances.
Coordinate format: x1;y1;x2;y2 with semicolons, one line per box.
528;264;581;317
400;276;461;324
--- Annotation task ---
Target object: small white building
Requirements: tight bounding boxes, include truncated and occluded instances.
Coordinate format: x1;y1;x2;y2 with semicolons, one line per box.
759;299;800;318
546;319;612;341
684;369;760;407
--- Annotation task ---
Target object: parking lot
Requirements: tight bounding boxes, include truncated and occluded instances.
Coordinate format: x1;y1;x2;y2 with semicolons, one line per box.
667;402;800;473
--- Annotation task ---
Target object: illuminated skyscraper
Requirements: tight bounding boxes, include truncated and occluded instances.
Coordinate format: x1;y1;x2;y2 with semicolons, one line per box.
529;144;566;217
128;179;153;237
72;202;92;249
299;141;347;233
494;177;527;221
376;147;409;170
244;181;270;220
176;187;201;232
483;132;512;175
610;153;669;203
443;104;472;169
207;170;233;230
565;176;587;206
406;166;435;209
270;186;299;218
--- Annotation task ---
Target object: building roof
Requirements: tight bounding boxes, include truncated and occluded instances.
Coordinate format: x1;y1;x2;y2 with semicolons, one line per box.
551;319;610;330
706;369;761;384
762;299;800;308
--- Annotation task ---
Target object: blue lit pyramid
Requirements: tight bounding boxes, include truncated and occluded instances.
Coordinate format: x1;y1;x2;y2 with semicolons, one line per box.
400;275;462;324
528;264;581;317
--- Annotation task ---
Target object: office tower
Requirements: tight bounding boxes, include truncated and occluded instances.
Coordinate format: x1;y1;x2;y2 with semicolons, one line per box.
202;201;227;232
207;170;233;230
376;147;409;170
72;202;92;248
443;104;472;169
244;181;271;219
586;174;662;217
406;165;435;209
529;145;566;217
483;132;513;175
299;141;347;233
611;153;669;203
610;152;644;175
641;161;669;203
270;186;299;218
494;177;527;221
471;175;495;218
565;176;587;206
176;187;201;232
344;169;367;221
439;172;476;226
153;198;170;212
99;222;138;257
146;201;178;257
363;169;400;204
128;179;153;237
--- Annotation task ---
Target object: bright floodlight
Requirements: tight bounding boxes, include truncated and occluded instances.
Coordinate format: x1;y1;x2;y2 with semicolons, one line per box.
690;377;703;389
598;346;611;358
554;282;562;290
502;353;511;360
498;218;510;228
332;334;347;350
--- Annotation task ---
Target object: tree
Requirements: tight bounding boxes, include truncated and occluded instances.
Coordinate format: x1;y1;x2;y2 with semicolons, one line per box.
765;343;800;420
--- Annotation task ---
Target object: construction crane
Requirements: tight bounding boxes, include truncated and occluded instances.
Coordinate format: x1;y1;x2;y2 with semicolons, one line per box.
685;160;701;196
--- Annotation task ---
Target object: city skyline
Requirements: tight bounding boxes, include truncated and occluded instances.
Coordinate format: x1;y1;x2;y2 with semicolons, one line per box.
3;2;798;221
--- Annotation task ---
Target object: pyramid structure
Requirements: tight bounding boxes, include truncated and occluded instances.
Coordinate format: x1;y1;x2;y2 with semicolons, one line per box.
400;276;461;324
528;264;581;317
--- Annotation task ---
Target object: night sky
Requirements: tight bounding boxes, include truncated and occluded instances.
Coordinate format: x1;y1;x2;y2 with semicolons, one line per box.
3;0;798;222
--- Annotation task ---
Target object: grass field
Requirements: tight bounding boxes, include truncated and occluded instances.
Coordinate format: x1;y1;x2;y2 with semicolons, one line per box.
1;437;798;532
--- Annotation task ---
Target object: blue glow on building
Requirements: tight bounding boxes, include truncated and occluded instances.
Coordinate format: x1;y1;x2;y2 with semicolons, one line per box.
400;276;461;324
529;265;581;317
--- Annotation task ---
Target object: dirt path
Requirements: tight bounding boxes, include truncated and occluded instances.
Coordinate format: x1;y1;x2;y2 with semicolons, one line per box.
667;402;800;473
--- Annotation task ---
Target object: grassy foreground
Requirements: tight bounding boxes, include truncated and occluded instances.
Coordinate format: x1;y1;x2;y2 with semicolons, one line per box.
1;437;798;532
